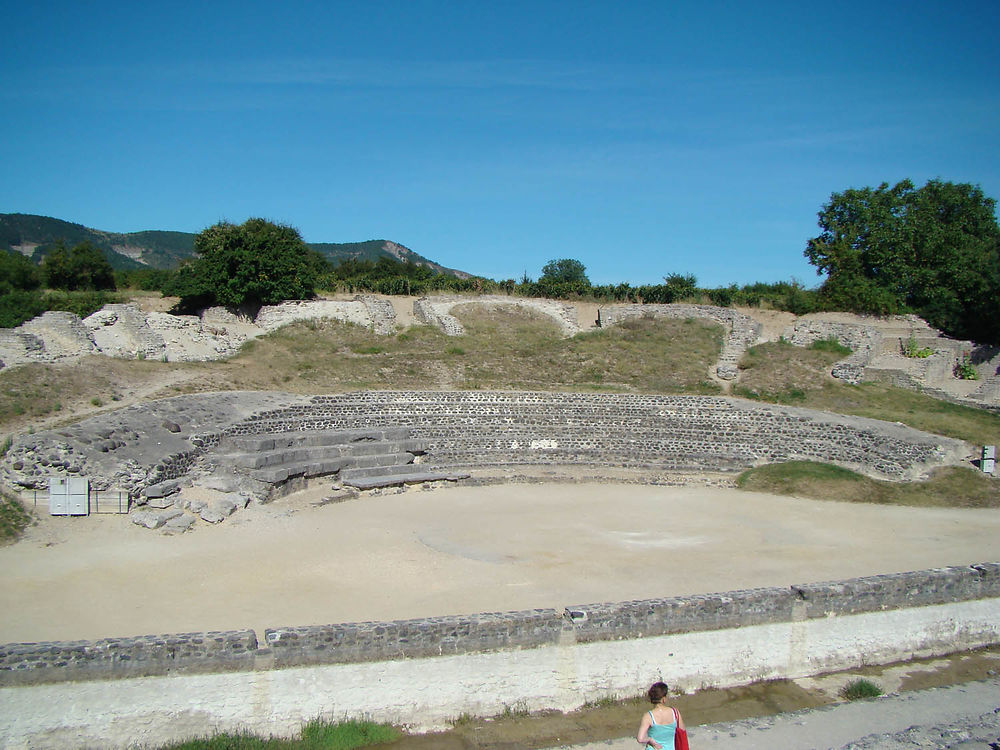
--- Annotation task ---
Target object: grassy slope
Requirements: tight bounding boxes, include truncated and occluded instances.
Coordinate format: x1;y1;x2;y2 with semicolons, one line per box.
735;340;1000;447
738;461;1000;508
193;308;725;395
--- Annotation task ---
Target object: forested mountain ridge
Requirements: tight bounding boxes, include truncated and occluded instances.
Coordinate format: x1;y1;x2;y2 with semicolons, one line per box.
0;213;467;276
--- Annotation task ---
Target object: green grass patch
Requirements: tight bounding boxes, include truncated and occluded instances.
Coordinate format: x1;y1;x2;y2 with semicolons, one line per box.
0;490;33;544
156;719;400;750
801;382;1000;448
808;336;852;355
839;678;883;701
737;461;1000;508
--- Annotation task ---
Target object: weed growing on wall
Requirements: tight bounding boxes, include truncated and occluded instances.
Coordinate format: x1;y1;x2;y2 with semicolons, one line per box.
903;336;934;358
839;678;884;701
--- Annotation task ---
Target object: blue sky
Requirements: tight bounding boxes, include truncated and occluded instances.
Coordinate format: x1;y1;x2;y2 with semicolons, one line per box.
2;1;998;287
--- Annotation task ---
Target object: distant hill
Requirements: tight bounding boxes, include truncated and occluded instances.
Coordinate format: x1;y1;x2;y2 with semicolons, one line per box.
0;213;470;277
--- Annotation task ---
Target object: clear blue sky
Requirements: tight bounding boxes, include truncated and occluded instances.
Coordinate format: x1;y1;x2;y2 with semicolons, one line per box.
2;1;998;287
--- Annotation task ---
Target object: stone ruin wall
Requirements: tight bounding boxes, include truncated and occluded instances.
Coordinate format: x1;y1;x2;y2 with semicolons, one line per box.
2;562;997;687
413;296;581;337
0;296;400;369
782;316;1000;399
218;391;966;481
1;391;970;514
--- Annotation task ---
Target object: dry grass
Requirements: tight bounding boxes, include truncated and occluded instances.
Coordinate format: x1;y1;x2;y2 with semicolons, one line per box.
449;305;723;392
0;357;178;430
737;461;1000;508
117;309;725;399
734;340;847;404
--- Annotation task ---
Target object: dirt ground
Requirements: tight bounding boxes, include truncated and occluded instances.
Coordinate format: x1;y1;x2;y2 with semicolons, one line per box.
3;482;999;644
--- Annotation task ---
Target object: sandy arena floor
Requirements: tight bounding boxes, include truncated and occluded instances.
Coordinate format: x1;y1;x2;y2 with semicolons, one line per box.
2;482;999;644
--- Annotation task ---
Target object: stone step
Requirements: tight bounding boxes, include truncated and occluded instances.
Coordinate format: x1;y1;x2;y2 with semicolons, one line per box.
343;470;471;490
248;450;418;485
231;439;427;470
339;460;428;481
220;427;413;452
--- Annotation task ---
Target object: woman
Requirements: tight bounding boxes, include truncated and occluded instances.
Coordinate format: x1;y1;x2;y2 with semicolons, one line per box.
636;681;685;749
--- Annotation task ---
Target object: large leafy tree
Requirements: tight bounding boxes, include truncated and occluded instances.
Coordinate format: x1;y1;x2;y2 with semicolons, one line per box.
41;241;116;291
172;218;323;312
540;258;589;285
805;179;1000;343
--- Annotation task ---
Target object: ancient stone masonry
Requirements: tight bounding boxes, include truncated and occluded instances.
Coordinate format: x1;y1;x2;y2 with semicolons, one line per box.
0;296;400;369
566;563;1000;644
1;392;969;521
0;630;258;686
596;304;762;380
254;296;397;335
18;311;97;360
1;391;310;494
264;609;564;669
223;391;967;481
1;563;997;687
414;296;581;337
782;317;885;385
85;304;167;360
782;315;1000;410
0;329;45;368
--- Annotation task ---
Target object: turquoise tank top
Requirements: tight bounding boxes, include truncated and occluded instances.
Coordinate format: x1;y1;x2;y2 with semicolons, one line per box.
647;708;677;744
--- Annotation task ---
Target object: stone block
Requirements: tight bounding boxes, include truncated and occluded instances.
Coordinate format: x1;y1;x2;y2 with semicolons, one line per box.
200;507;226;523
162;514;196;535
143;480;180;499
208;497;238;517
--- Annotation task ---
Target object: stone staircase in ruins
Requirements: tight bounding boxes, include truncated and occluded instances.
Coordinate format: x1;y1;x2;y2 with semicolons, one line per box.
213;428;469;493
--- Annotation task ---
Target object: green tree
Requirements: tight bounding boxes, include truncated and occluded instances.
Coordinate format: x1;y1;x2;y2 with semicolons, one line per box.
40;242;74;290
40;241;116;291
540;258;589;285
663;273;698;302
805;179;1000;342
0;250;41;293
173;218;322;311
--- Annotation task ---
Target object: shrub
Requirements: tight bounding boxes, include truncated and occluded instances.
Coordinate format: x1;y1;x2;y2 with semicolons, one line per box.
839;678;883;701
902;336;933;358
954;355;979;380
0;490;33;543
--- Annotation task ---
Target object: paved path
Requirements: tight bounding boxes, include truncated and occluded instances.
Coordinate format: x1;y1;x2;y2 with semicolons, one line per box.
560;678;1000;750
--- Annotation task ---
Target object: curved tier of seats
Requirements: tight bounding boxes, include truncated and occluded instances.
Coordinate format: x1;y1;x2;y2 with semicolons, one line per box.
216;391;967;482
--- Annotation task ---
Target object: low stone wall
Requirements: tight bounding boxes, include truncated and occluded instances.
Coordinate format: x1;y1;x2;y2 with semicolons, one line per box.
0;630;259;686
1;564;998;748
265;609;563;668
